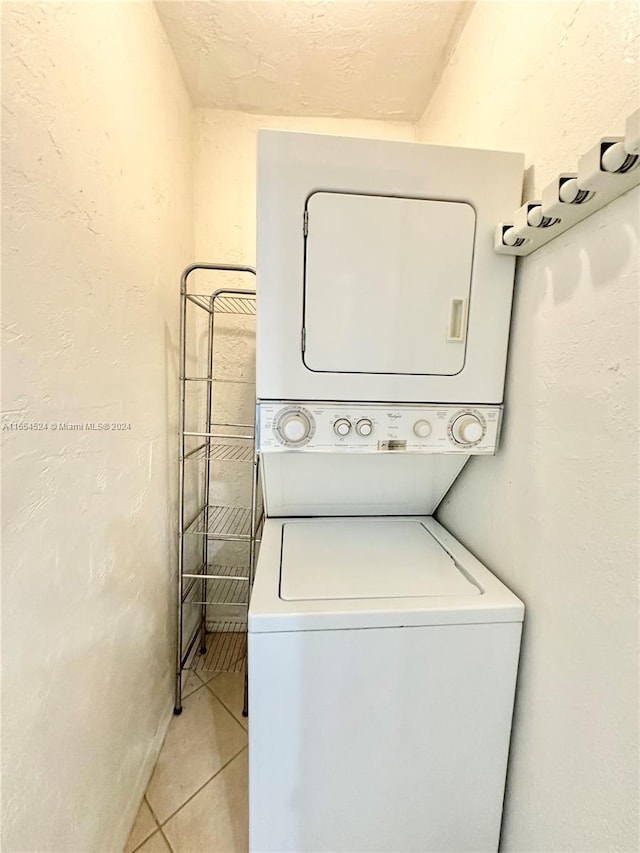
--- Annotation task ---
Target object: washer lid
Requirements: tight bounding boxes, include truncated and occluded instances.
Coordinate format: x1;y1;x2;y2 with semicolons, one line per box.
280;519;480;601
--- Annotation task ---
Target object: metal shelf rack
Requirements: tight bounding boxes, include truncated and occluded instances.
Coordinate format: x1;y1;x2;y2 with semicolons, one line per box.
175;263;261;715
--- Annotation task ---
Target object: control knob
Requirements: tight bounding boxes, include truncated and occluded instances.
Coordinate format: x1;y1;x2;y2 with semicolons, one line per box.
334;418;352;437
451;413;484;445
413;419;432;438
356;419;373;437
275;408;313;447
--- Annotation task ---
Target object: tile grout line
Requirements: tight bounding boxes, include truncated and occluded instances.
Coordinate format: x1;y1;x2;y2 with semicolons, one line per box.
188;671;208;693
203;677;248;732
157;824;174;853
137;679;248;845
205;676;248;729
194;667;220;685
183;682;205;700
128;797;160;853
143;795;162;840
156;744;249;829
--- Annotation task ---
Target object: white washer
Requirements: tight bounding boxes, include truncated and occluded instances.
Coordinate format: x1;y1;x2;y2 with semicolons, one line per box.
249;516;524;853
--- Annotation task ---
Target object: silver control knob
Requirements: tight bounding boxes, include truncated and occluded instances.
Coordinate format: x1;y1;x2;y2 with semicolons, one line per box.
334;418;352;437
413;419;432;438
356;419;373;437
276;408;313;446
451;414;484;445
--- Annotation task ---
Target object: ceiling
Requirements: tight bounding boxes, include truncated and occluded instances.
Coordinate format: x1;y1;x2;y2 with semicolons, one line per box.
155;1;473;121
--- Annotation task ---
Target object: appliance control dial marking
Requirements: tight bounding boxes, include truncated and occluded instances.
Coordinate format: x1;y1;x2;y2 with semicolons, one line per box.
275;406;315;447
334;418;352;437
449;411;486;446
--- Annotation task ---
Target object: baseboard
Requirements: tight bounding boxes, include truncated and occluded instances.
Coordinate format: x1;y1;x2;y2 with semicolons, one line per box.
115;694;175;852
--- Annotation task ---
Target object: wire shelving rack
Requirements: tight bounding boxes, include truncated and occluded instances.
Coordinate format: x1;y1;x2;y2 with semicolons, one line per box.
175;263;261;715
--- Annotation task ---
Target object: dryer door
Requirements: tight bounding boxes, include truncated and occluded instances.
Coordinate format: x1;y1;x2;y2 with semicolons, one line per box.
303;192;476;377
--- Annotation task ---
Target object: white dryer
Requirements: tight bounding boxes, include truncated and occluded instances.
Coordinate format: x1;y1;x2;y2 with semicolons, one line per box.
249;131;525;853
256;130;524;405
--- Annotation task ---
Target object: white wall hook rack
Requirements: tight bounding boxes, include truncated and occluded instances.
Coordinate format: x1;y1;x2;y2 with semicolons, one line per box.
495;108;640;257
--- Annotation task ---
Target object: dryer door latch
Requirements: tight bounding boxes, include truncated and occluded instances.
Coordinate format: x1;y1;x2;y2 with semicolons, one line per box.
447;299;468;343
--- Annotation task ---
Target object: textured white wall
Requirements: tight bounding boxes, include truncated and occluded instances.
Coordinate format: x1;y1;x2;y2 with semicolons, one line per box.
418;2;639;851
418;0;639;198
194;109;416;262
155;0;471;120
1;3;192;851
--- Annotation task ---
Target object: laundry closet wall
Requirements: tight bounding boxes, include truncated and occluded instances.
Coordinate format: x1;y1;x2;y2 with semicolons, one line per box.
1;3;192;851
193;109;416;264
417;3;639;851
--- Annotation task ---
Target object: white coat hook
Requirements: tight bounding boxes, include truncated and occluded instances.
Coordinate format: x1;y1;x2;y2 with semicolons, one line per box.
495;108;640;257
600;141;638;173
625;108;640;156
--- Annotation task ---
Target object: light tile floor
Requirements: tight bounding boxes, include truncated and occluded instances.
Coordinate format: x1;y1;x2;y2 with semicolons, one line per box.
126;668;248;853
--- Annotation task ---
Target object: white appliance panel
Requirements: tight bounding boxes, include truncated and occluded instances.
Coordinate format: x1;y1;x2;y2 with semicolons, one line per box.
258;400;498;516
249;622;522;853
258;401;502;453
250;517;524;632
304;192;475;376
260;452;468;517
280;519;480;600
257;130;524;403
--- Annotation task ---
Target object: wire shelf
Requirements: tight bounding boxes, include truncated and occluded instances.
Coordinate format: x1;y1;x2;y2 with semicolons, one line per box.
193;629;246;674
210;421;254;429
184;440;254;463
211;442;254;462
183;376;255;384
182;562;250;602
186;293;256;315
185;294;209;312
184;564;249;605
185;504;253;540
213;294;256;315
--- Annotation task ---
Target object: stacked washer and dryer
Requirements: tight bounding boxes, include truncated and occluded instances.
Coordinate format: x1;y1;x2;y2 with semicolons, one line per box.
248;131;525;853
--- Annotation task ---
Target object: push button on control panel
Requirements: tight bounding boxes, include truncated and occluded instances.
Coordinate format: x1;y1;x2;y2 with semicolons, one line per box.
413;419;432;438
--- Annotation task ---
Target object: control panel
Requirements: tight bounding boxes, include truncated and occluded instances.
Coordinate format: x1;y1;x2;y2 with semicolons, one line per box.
258;402;502;454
